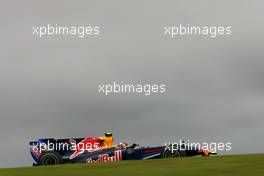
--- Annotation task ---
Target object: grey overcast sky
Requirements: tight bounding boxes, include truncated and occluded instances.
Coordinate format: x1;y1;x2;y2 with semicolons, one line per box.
0;0;264;168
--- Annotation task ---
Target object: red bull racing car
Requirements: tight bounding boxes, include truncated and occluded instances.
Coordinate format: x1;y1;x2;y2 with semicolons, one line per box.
29;133;216;166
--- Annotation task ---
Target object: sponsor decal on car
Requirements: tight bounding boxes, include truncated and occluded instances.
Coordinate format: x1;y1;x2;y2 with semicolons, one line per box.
86;150;122;163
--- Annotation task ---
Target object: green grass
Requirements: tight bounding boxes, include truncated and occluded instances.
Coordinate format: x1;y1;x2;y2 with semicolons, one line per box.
0;154;264;176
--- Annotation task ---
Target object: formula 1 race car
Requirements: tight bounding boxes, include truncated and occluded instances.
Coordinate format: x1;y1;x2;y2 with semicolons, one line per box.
29;133;216;166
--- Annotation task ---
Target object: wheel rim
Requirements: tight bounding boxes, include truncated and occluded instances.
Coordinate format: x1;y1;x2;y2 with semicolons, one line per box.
164;150;180;158
43;156;57;165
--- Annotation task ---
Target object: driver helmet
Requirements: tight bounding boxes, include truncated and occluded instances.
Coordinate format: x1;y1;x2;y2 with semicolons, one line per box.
104;132;112;137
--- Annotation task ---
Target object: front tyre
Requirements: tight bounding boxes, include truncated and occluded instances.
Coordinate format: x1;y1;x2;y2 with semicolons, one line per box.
39;151;63;165
162;149;180;158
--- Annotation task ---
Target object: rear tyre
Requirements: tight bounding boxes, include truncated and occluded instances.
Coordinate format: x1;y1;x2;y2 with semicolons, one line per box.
39;151;63;166
32;163;39;167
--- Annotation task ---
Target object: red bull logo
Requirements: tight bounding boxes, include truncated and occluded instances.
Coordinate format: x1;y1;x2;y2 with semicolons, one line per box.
69;137;105;159
86;150;122;163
